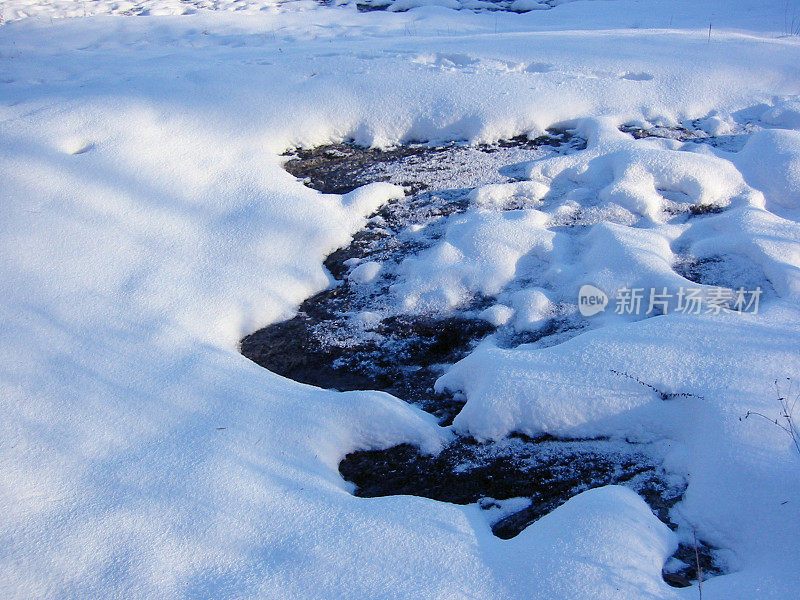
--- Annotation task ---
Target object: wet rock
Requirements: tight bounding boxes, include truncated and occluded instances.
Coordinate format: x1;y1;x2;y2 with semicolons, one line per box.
283;143;434;195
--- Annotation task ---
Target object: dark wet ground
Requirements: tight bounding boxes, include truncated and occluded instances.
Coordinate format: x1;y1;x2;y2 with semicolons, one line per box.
349;0;555;14
282;131;584;196
241;304;493;421
241;127;727;586
339;435;676;538
339;434;721;585
620;119;759;152
243;130;583;421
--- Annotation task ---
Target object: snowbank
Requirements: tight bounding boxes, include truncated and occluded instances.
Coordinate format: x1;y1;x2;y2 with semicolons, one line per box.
735;128;800;217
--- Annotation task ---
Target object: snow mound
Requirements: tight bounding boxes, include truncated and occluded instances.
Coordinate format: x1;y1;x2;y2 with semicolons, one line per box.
394;208;554;312
735;128;800;218
525;119;765;223
437;307;800;439
760;98;800;130
497;486;677;600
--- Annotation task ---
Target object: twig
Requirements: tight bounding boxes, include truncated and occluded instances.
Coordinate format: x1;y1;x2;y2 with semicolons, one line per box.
693;529;704;600
609;369;702;401
742;378;800;456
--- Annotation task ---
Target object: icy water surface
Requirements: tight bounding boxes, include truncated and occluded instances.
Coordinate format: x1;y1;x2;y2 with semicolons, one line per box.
241;126;731;586
243;130;585;421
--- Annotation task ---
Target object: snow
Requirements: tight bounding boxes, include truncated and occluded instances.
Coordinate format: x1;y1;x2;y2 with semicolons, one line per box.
437;307;800;598
394;208;555;312
479;303;515;326
388;113;787;327
507;287;553;330
760;98;800;130
348;260;383;283
735;129;800;217
1;0;800;599
492;486;677;599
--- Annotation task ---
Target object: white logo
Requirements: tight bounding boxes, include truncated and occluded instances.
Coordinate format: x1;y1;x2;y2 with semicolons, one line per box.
578;284;608;317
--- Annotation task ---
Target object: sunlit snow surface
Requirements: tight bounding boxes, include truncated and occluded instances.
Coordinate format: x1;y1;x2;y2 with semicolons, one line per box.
1;1;800;599
0;0;640;22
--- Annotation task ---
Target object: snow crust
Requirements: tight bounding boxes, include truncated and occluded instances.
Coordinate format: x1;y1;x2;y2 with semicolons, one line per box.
2;1;800;599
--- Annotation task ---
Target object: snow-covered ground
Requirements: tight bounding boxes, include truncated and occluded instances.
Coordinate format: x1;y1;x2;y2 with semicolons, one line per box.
1;1;800;598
